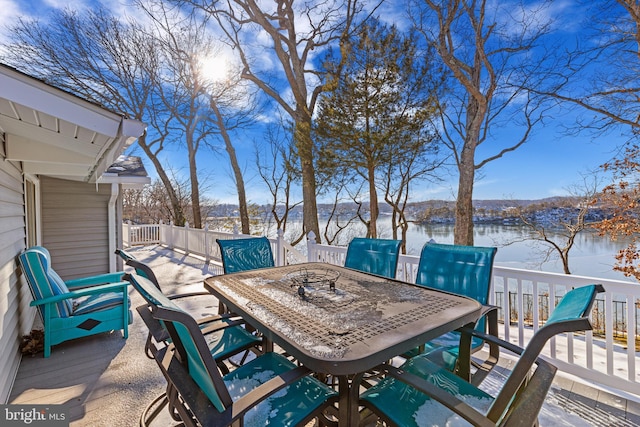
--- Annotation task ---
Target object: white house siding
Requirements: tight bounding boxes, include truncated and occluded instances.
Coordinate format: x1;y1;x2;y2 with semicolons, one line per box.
40;176;112;280
0;138;30;403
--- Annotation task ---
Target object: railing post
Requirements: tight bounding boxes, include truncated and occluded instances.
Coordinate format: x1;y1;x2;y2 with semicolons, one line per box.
204;223;210;263
276;229;284;266
159;220;165;246
184;222;190;254
169;221;175;250
307;231;317;263
125;220;131;246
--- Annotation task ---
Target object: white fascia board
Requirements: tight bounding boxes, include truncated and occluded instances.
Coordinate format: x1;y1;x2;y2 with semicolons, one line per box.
0;70;121;137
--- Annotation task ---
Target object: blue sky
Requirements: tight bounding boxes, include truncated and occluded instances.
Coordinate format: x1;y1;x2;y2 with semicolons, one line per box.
1;0;627;204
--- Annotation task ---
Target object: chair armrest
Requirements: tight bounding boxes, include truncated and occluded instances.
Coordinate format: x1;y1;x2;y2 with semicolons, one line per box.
30;281;129;307
199;319;247;334
379;364;495;427
458;324;525;358
167;291;211;300
65;272;126;289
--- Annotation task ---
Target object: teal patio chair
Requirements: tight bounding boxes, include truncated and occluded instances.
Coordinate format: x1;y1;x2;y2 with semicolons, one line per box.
216;237;275;316
409;242;498;382
122;261;261;365
216;236;275;274
115;248;211;302
344;237;402;279
361;284;605;427
18;246;131;357
126;273;264;425
130;271;338;427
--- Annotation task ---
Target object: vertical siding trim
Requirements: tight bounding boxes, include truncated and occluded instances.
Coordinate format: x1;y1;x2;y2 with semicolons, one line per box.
0;152;28;403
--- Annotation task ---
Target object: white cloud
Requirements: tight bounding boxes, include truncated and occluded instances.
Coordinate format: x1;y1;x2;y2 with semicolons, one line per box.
0;0;26;41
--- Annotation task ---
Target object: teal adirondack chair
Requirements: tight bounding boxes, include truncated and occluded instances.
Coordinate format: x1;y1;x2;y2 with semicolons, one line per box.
130;271;338;426
18;246;130;357
361;284;605;427
344;237;402;279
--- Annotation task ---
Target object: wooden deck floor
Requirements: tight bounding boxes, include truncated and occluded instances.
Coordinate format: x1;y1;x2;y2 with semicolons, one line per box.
8;246;640;426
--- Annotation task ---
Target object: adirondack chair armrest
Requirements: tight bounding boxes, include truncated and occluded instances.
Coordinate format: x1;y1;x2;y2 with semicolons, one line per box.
65;272;126;289
228;365;313;421
29;281;130;307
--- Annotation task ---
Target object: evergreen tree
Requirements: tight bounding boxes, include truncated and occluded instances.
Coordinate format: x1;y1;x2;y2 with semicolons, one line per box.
315;19;441;238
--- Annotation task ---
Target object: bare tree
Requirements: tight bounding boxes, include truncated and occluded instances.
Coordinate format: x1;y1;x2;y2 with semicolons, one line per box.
413;0;565;245
123;173;214;225
144;6;218;229
538;1;640;135
176;0;366;242
384;147;443;254
139;1;259;231
255;124;305;244
530;1;640;280
510;173;602;274
0;8;193;224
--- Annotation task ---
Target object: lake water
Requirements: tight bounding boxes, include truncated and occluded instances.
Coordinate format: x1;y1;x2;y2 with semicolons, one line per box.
407;223;633;281
300;217;636;282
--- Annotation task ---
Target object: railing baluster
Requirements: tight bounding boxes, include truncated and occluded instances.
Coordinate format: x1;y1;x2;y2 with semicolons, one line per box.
627;293;637;381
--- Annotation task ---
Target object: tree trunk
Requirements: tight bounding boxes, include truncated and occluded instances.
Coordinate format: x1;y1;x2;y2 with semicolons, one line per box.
454;144;476;246
187;135;202;229
368;165;378;238
137;133;186;226
211;101;250;234
189;152;202;229
295;113;321;243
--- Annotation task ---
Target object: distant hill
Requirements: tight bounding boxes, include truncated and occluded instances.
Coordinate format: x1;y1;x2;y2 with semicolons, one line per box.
209;196;584;219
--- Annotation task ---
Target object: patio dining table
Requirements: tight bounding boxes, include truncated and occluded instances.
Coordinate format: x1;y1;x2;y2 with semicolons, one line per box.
204;262;483;426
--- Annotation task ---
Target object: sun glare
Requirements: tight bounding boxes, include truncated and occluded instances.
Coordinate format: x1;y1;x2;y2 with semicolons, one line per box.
199;54;231;83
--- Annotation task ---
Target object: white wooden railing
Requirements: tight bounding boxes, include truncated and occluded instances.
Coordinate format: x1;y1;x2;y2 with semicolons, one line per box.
123;222;640;396
123;221;306;270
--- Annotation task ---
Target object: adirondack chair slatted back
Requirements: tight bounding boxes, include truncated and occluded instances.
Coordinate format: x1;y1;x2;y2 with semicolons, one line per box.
18;246;130;357
19;246;73;318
